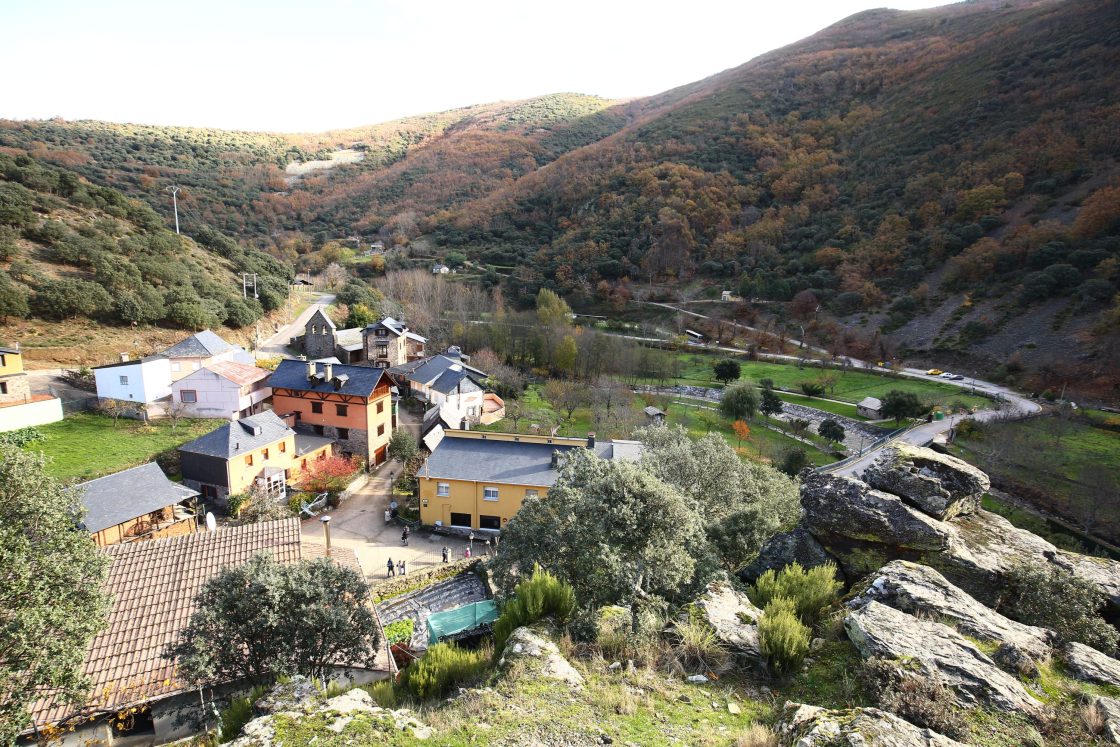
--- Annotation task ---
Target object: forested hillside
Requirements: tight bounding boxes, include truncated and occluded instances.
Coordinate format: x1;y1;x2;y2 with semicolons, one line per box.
3;0;1119;392
0;152;290;331
0;94;627;251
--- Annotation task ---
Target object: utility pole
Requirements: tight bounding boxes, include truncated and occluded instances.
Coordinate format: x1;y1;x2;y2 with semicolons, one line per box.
242;273;258;300
166;186;181;234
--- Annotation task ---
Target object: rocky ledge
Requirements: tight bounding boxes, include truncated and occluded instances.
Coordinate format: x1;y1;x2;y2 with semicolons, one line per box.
778;701;968;746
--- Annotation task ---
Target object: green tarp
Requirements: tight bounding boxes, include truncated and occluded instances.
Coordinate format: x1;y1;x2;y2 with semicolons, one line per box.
427;600;499;644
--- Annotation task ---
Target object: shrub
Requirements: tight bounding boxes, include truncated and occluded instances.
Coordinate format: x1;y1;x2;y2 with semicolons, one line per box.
1002;562;1118;654
388;429;419;462
219;683;270;742
667;615;730;673
859;657;969;741
384;619;415;646
492;565;577;655
758;597;810;676
402;642;488;700
365;680;397;708
300;455;362;496
734;724;778;747
0;427;43;448
778;447;809;476
749;562;841;627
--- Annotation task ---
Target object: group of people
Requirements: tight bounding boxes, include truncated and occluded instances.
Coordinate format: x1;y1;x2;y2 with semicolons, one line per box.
386;557;407;577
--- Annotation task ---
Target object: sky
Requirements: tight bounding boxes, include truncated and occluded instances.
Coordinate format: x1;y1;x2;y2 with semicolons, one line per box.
1;0;954;133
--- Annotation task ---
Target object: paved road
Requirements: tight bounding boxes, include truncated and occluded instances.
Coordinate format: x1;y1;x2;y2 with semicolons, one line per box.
256;293;336;358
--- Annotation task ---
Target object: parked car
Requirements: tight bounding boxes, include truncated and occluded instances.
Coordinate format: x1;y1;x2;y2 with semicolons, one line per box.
940;372;955;379
950;374;965;380
926;368;944;376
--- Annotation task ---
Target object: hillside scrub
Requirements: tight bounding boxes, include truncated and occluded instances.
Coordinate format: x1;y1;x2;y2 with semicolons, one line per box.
492;565;576;655
748;562;842;627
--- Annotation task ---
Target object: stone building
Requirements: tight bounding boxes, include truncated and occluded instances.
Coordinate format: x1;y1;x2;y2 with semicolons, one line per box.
300;310;426;368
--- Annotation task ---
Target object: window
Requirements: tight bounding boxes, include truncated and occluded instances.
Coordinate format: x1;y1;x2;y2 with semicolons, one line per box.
262;448;269;460
338;428;349;440
313;425;325;436
311;402;323;414
335;404;348;417
450;512;471;528
376;401;384;413
0;382;6;395
245;454;253;467
279;441;286;453
0;354;5;367
479;515;501;530
119;375;129;385
437;482;450;497
377;424;385;436
180;390;197;403
483;486;499;502
525;489;539;500
376;328;387;337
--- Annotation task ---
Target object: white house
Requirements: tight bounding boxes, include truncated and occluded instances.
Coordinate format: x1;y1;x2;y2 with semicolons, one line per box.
160;330;255;382
387;350;503;428
92;355;173;416
170;360;272;420
431;263;450;275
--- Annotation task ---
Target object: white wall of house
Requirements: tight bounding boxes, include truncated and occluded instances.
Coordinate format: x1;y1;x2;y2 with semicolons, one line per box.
0;397;63;432
94;358;172;405
172;368;271;419
168;348;255;382
434;389;486;425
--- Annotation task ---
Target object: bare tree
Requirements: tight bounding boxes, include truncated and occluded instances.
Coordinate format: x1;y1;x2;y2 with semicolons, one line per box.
166;399;189;435
544;380;589;424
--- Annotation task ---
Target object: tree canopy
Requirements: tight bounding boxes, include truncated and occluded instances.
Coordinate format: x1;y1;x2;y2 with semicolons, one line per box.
0;446;110;743
168;554;379;685
719;381;759;421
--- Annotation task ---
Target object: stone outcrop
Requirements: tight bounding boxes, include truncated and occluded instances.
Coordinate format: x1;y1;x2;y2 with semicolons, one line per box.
499;625;584;688
845;600;1044;717
692;581;762;661
739;527;842;585
779;468;1120;616
1089;696;1120;744
1062;641;1120;688
851;560;1053;660
251;676;320;716
801;473;952;553
862;444;988;521
227;682;431;746
778;702;969;746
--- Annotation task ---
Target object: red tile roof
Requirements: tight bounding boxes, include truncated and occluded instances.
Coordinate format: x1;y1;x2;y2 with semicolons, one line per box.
28;519;303;731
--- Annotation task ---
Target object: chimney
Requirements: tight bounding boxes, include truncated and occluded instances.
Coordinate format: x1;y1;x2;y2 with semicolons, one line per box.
324;362;334;382
320;514;332;557
587;432;596;448
306;361;316;380
119;352;130;363
551;450;560;469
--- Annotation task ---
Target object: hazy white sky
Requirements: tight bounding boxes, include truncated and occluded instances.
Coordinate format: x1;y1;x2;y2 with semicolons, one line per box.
1;0;953;133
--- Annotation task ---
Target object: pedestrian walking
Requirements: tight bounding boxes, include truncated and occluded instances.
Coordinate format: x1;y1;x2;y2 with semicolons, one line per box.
386;558;395;578
464;546;471;559
384;508;392;523
398;559;407;576
441;546;449;563
401;526;410;546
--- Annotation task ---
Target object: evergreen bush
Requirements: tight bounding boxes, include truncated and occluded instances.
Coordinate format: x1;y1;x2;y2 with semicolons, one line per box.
401;642;488;700
492;565;577;656
748;562;841;627
758;596;810;676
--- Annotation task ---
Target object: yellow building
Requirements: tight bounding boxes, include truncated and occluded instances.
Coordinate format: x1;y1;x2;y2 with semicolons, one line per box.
418;430;644;531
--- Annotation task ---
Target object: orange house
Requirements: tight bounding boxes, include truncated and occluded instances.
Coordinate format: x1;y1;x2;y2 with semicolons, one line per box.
269;360;395;466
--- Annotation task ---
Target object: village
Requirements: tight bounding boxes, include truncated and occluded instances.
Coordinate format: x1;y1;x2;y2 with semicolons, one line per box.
3;284;1117;747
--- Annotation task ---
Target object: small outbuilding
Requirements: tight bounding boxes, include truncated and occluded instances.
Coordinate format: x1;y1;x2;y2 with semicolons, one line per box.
643;405;666;423
857;396;884;419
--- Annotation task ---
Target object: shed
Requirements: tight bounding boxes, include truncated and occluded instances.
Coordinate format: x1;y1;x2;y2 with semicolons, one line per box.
643;405;666;423
857;397;884;419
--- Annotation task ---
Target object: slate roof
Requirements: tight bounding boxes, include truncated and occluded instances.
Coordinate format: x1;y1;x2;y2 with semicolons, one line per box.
335;327;363;349
389;354;486;388
368;317;428;343
643;406;665;417
270;359;388;399
73;463;199;534
27;519;304;730
158;330;237;359
92;355;164;370
197;360;271;387
178;410;292;459
294;432;336;456
423;435;644;488
430;368;485;396
307;308;336;330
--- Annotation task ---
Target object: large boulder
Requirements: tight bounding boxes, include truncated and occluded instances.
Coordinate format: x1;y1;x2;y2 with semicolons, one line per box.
851;560;1053;660
777;701;969;746
499;625;584;688
845;600;1044;717
692;581;762;661
801;473;951;553
862;443;988;521
1062;641;1120;688
738;527;843;585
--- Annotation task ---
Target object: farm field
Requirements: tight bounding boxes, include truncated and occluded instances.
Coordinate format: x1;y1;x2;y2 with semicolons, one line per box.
22;412;216;481
665;352;990;411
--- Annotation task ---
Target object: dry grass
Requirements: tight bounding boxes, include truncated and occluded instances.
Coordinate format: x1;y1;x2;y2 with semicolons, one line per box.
1079;700;1105;736
733;723;778;747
